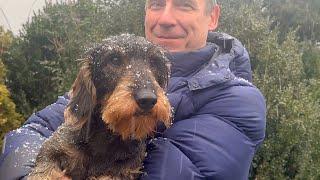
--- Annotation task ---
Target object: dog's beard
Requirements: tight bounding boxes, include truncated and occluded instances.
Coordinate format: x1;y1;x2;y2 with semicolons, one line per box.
101;78;171;140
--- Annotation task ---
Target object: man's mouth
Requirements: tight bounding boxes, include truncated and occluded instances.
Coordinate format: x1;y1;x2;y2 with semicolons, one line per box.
154;32;185;39
157;35;182;39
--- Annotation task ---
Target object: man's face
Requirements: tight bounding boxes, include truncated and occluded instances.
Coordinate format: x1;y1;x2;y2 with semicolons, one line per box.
145;0;220;52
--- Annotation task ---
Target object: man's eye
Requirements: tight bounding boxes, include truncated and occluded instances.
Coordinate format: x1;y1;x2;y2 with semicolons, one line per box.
148;1;165;10
179;3;194;11
149;4;163;10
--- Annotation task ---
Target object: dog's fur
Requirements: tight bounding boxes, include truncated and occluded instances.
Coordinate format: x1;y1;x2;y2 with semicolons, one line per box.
28;34;172;180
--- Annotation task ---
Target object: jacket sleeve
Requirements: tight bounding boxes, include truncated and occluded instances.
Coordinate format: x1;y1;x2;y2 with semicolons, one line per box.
141;85;266;180
0;94;68;180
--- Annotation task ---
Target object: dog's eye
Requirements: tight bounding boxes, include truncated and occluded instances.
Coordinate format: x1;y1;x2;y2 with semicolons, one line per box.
109;54;122;66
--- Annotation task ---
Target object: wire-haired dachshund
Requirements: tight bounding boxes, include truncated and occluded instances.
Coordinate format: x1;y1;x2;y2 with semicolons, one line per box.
28;34;172;180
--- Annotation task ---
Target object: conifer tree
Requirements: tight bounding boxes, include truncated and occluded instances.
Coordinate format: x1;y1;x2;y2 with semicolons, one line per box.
0;27;23;149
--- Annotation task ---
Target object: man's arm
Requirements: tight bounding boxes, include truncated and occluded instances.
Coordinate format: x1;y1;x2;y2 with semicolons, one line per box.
0;94;68;179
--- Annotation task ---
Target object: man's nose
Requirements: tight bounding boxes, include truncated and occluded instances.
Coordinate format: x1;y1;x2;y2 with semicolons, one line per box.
157;5;176;29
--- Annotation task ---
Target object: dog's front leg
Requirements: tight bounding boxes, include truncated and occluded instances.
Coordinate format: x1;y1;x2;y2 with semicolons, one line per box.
28;162;71;180
27;129;73;180
88;175;122;180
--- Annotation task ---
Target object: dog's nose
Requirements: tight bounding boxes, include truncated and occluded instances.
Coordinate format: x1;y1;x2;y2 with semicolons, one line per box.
135;90;157;111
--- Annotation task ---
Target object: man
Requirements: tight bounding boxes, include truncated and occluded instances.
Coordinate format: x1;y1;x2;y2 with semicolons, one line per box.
0;0;266;179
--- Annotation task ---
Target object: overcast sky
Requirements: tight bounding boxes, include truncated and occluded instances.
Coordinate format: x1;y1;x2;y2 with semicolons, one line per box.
0;0;57;35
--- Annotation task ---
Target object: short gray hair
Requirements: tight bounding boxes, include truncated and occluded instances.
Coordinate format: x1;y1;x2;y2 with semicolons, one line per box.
205;0;217;15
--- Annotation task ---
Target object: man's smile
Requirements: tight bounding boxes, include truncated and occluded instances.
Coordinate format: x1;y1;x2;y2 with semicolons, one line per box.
153;32;186;39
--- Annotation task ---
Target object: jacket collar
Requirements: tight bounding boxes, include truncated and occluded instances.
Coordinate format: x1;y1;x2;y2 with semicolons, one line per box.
170;32;251;91
187;32;240;90
169;43;217;78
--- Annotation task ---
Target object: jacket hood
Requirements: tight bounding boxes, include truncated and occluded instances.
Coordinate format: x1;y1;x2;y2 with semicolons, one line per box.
187;32;253;91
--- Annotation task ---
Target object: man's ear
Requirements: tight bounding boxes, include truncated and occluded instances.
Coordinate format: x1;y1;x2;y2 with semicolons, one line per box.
208;4;221;31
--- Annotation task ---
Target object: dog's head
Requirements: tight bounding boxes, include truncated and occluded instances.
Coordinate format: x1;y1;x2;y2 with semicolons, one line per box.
66;34;171;140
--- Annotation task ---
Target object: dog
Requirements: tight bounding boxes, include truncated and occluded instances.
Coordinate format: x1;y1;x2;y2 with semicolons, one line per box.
28;34;172;180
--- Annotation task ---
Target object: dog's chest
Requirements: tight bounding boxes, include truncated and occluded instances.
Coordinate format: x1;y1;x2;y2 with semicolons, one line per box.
68;130;145;179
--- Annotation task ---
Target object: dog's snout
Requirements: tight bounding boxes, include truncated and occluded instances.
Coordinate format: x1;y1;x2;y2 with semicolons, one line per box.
135;90;157;111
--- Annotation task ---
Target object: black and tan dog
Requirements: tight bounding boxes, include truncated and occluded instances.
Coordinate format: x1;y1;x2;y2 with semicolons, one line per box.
28;34;172;180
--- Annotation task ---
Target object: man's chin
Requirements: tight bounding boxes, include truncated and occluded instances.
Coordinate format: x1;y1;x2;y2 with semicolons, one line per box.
154;38;185;52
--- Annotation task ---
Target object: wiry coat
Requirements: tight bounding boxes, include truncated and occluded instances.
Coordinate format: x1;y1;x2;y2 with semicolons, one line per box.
28;34;171;180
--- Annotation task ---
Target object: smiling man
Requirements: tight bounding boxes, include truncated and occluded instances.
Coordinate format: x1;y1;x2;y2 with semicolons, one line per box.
145;0;219;52
141;0;266;179
0;0;266;179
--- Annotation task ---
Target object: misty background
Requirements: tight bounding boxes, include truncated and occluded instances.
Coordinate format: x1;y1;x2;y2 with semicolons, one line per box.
0;0;62;35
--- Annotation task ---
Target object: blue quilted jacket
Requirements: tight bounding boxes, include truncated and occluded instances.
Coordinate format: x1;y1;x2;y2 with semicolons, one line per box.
0;32;266;180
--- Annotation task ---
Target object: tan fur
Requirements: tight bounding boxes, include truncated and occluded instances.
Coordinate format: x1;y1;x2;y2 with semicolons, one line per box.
102;77;171;140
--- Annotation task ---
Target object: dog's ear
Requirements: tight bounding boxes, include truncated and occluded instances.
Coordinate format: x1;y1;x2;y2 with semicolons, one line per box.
67;59;96;127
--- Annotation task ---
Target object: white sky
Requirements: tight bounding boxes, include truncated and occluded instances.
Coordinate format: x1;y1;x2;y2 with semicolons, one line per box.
0;0;61;35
